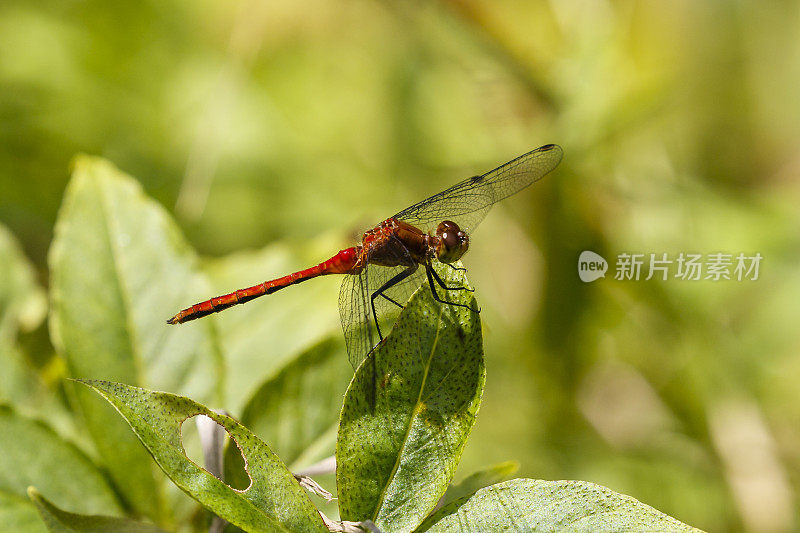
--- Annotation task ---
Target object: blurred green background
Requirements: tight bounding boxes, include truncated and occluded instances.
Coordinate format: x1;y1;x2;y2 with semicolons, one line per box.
1;1;799;531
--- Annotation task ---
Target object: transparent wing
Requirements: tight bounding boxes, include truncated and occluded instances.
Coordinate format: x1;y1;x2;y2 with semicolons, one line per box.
338;270;374;371
393;144;563;234
338;250;427;370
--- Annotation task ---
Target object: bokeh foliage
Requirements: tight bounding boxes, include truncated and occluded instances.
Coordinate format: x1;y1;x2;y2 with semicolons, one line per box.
1;1;799;532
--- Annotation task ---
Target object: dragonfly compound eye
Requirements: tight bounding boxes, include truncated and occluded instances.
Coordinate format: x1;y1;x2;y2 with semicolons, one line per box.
436;221;469;263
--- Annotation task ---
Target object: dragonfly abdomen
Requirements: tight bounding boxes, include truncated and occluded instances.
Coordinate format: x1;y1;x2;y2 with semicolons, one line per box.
167;247;360;324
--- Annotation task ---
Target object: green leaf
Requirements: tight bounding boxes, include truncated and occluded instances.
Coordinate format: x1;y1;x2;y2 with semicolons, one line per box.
202;242;342;411
0;492;45;533
0;342;72;434
417;479;704;532
226;337;351;487
79;380;328;533
0;222;46;343
28;487;168;533
437;461;519;510
337;265;485;533
48;156;224;518
0;223;73;438
0;406;122;532
224;337;351;526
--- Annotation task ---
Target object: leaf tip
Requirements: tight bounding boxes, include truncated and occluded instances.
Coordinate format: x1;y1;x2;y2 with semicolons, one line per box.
72;379;115;395
68;153;94;175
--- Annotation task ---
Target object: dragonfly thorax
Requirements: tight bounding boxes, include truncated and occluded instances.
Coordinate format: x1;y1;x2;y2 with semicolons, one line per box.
433;220;469;263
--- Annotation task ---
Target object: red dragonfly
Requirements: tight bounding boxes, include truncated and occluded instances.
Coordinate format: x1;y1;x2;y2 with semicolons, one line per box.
168;144;562;368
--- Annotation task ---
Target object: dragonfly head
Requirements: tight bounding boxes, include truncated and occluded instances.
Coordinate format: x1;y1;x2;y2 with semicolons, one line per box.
435;220;469;263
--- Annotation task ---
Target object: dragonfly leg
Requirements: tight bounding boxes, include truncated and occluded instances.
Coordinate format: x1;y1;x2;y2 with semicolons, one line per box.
378;293;405;309
443;263;468;272
425;265;480;313
429;263;475;292
371;264;418;340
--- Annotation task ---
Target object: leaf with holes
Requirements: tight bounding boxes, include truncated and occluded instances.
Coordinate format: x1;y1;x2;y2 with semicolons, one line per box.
417;479;704;532
29;487;167;533
336;266;484;533
78;380;328;533
224;337;352;490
